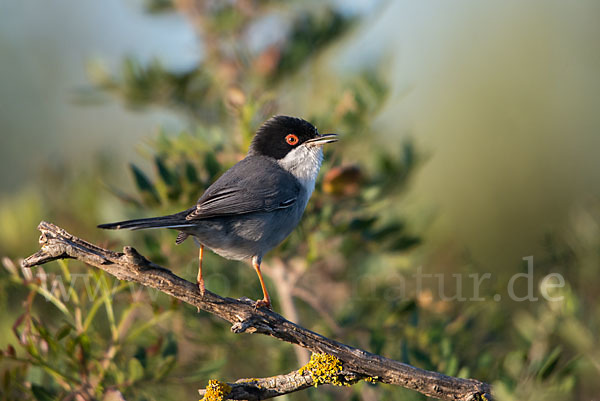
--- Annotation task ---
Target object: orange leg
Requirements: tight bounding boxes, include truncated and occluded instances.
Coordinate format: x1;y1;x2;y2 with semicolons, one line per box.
197;245;206;295
252;256;271;309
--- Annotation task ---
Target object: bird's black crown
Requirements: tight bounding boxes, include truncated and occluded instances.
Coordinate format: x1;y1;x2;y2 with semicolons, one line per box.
249;115;319;160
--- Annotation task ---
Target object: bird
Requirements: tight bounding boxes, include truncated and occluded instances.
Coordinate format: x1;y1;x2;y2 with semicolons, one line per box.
98;115;337;309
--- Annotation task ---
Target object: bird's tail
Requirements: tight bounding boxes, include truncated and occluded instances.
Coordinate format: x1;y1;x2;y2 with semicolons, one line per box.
98;211;193;231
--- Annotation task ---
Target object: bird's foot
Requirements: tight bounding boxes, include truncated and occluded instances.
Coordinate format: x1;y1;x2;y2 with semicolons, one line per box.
197;281;206;297
196;282;206;313
253;298;272;310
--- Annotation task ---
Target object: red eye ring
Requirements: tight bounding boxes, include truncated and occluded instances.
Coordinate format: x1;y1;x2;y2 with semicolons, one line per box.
285;134;299;145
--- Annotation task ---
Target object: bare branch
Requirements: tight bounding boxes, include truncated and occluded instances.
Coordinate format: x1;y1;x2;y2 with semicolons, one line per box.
22;221;493;401
199;368;317;400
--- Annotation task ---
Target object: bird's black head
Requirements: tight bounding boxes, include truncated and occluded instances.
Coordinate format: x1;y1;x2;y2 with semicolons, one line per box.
248;115;326;160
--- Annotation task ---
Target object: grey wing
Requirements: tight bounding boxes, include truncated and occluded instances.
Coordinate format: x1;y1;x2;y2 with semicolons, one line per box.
186;156;301;220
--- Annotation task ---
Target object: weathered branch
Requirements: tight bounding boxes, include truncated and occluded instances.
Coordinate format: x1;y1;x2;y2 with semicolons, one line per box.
22;221;493;401
198;368;319;400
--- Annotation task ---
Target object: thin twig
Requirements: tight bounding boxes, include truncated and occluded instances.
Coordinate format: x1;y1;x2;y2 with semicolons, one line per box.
22;221;493;401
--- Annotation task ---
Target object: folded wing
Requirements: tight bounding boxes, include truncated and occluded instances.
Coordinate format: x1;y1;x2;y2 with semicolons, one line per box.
186;156;301;220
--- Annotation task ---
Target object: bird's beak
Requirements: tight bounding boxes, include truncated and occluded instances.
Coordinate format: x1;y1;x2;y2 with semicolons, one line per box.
305;133;338;147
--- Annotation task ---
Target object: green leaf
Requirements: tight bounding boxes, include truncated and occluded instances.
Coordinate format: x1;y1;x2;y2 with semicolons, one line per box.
31;319;58;354
162;333;178;358
203;152;221;181
126;310;174;344
348;217;378;231
134;346;147;368
176;358;227;383
154;355;177;380
184;161;199;183
389;235;420;251
371;222;405;241
76;333;92;360
446;355;459;377
56;324;73;341
537;347;562;380
155;156;181;200
130;163;160;206
128;357;145;382
155;156;174;185
31;385;55;401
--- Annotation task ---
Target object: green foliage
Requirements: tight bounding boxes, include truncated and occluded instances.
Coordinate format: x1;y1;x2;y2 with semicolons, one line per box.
270;8;356;82
0;260;190;400
1;1;599;401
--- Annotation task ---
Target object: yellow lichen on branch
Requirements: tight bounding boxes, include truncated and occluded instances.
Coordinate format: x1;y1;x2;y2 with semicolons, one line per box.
200;379;232;401
299;353;350;387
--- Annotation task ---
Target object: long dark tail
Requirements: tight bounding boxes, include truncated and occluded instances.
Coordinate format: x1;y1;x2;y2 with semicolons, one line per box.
98;211;193;231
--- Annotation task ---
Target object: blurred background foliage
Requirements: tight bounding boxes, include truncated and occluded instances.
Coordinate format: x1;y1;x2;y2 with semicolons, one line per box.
1;1;600;400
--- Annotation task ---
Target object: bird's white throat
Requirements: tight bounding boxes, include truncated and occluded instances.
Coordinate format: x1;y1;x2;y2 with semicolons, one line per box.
277;145;323;198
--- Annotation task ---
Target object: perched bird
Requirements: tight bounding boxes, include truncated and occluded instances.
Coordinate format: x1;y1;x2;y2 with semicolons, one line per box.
98;115;337;309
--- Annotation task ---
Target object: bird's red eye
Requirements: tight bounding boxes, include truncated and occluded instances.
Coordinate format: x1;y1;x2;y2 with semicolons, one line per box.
285;134;299;145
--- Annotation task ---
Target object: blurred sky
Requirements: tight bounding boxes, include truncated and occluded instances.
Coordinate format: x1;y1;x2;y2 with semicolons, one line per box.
1;0;599;271
373;1;600;269
0;0;197;192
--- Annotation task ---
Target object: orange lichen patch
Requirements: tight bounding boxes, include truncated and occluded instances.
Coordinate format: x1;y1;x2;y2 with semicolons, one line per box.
298;353;350;387
200;379;232;401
